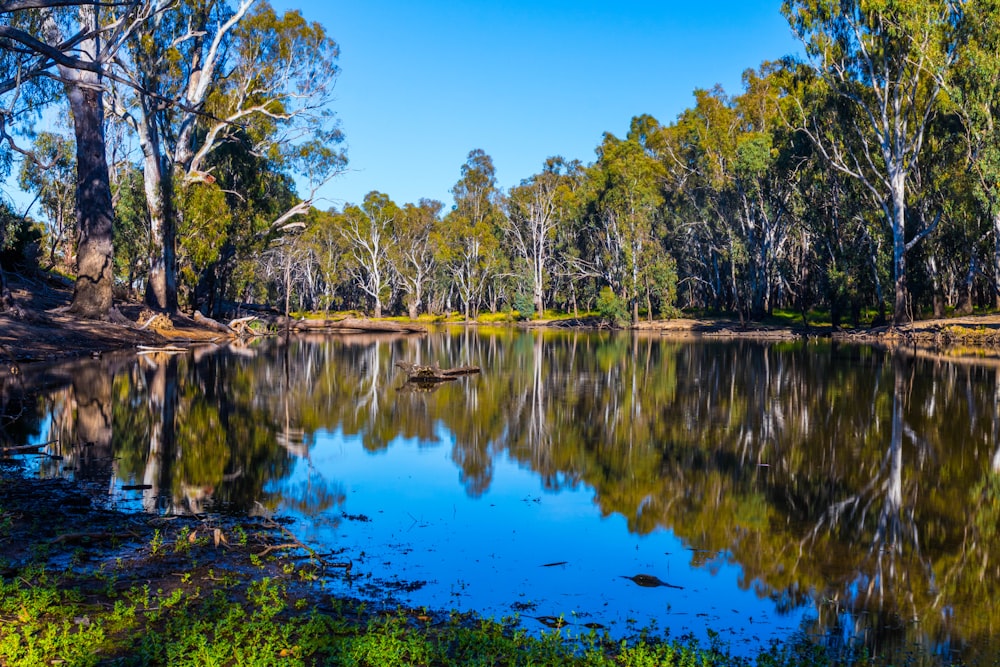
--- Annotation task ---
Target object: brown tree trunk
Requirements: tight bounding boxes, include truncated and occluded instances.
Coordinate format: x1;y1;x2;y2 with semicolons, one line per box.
66;83;115;319
49;7;115;320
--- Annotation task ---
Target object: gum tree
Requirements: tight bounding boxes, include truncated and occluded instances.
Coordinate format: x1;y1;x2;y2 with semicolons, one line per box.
111;0;344;311
504;156;581;317
338;191;400;318
0;0;156;319
783;0;964;323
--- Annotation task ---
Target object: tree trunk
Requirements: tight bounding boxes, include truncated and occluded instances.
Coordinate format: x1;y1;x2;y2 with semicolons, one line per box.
957;251;976;316
66;81;115;320
49;7;114;320
926;254;945;318
139;101;177;311
890;176;908;325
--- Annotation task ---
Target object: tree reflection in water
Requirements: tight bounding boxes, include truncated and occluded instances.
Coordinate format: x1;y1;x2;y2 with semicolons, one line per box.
5;332;1000;661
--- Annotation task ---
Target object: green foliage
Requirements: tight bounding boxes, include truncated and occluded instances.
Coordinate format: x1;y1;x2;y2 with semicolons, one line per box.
17;131;75;269
512;292;536;320
0;204;41;270
177;182;230;274
112;165;151;288
596;287;629;327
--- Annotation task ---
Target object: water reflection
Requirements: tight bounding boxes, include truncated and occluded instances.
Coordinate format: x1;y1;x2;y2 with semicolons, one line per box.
3;332;1000;661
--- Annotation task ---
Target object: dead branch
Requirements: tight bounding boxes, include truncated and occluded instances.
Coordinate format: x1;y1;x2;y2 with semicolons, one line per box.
193;310;235;335
394;361;481;383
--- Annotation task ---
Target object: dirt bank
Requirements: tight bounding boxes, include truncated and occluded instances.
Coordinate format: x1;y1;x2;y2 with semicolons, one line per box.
0;274;233;364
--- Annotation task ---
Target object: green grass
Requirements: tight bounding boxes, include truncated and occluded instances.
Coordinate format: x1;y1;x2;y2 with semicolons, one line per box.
764;309;834;329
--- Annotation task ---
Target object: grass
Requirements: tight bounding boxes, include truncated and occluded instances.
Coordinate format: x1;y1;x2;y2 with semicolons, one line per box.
763;309;834;329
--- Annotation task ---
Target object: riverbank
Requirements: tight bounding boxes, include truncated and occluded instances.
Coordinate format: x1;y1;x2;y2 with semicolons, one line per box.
5;272;1000;365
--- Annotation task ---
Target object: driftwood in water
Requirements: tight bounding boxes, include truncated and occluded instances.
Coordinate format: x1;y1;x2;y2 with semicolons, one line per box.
290;317;426;334
394;361;480;383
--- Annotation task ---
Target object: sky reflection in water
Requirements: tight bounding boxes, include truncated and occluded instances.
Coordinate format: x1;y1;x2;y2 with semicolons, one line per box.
274;424;805;652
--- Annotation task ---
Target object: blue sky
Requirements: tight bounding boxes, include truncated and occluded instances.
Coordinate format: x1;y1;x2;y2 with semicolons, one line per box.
271;1;800;211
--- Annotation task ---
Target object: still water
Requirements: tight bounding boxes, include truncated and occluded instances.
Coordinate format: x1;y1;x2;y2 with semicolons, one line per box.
4;329;1000;661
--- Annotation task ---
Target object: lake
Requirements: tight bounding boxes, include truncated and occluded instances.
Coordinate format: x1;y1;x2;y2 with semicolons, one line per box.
4;328;999;663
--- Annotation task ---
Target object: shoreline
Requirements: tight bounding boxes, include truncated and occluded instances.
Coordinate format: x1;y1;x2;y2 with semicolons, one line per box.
6;308;1000;365
4;269;1000;365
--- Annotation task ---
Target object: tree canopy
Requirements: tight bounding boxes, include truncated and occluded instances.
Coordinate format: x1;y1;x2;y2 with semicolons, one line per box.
11;1;1000;326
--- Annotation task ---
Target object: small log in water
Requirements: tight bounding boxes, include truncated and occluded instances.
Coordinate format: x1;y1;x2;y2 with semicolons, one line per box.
394;361;481;383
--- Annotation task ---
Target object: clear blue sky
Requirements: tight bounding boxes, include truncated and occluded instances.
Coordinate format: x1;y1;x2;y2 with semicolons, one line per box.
271;1;800;211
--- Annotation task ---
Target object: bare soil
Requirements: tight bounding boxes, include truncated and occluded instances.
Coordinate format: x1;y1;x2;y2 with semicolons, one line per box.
0;273;228;364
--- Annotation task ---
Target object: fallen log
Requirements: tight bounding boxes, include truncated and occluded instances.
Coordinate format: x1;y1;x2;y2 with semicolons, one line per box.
194;311;235;335
228;315;258;336
291;317;426;334
394;361;481;382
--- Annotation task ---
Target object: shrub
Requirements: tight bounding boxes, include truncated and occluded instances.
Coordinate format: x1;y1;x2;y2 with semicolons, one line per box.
511;292;535;321
596;287;628;327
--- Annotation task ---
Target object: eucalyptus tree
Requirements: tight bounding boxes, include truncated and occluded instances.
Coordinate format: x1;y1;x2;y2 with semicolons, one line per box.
439;149;503;320
949;0;1000;308
0;0;159;318
579;126;666;324
111;0;344;311
261;229;315;316
300;207;348;316
658;107;729;310
504;156;581;317
17;130;75;268
394;198;442;319
783;0;965;323
338;191;400;318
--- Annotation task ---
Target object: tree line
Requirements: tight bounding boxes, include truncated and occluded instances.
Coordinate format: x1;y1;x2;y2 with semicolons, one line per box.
4;0;1000;326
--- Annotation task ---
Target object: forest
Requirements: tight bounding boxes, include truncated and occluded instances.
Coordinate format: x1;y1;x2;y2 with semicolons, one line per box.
0;0;995;328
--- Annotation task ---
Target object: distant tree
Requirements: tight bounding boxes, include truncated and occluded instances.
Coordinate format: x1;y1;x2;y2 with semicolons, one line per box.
505;156;581;317
579;128;665;324
17;131;76;269
394;198;442;319
950;0;1000;308
339;191;400;318
439;149;503;320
